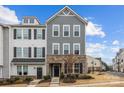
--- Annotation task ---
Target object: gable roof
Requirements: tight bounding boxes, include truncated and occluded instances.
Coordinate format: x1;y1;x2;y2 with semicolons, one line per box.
46;6;88;25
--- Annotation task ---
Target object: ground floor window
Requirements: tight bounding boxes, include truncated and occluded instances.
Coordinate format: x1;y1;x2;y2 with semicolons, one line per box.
74;63;80;73
64;63;73;74
17;65;28;76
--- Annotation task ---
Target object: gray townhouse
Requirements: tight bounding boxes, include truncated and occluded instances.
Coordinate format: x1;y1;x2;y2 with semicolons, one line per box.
0;6;88;79
46;6;88;77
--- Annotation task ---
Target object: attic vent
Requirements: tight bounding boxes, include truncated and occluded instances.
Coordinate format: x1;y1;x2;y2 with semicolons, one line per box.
63;9;70;15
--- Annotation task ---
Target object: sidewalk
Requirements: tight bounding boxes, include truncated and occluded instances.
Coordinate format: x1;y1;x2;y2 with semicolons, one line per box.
69;81;124;87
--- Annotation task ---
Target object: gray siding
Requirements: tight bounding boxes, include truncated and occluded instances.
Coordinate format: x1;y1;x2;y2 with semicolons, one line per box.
3;27;10;78
47;16;86;55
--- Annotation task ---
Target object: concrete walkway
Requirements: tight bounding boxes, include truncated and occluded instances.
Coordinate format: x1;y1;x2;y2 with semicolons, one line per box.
27;79;41;87
50;77;60;87
69;81;124;87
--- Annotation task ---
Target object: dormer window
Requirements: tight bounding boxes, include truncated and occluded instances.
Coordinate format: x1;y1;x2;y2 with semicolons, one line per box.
24;19;28;23
30;18;34;23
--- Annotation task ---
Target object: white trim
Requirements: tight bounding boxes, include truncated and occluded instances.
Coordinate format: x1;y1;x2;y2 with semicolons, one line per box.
46;6;87;25
52;24;60;37
73;25;80;37
63;25;70;37
52;43;60;55
73;43;80;55
63;43;70;55
0;67;2;78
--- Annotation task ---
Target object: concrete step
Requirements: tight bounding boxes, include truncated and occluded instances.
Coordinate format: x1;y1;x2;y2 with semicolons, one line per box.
50;77;60;86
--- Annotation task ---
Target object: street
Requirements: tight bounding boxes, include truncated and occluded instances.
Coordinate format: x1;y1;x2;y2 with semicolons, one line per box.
107;71;124;77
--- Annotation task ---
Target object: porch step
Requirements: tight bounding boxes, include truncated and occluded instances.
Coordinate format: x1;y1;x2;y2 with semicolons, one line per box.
50;77;60;87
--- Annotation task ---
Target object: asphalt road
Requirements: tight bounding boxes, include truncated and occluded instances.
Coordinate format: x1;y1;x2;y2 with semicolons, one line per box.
107;71;124;77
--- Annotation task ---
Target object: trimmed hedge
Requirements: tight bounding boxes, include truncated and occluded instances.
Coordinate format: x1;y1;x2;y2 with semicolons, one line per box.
43;75;51;80
78;74;94;79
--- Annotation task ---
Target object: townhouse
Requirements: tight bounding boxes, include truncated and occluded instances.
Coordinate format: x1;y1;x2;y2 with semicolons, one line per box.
113;48;124;72
0;6;89;79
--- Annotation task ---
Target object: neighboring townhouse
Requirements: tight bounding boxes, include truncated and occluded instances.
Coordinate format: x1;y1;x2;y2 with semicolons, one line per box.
46;6;88;77
113;48;124;72
86;56;103;72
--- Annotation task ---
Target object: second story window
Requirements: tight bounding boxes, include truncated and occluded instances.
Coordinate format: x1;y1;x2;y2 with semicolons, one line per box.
34;29;42;39
73;25;80;37
63;43;70;55
14;29;22;39
23;47;29;58
52;43;60;55
73;43;80;55
16;47;22;57
23;29;29;39
52;25;60;37
63;25;70;37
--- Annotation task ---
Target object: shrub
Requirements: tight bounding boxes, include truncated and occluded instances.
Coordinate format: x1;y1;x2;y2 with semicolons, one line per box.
24;77;33;83
6;78;15;84
63;76;76;83
43;75;51;80
60;72;64;79
78;74;94;79
63;74;76;83
14;77;20;81
0;80;3;85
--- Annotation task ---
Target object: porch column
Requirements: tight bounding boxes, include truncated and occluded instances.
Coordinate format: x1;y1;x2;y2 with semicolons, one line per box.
73;63;75;74
61;63;64;73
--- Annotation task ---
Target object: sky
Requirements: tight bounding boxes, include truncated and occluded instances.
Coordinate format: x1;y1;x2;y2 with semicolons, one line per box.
1;5;124;65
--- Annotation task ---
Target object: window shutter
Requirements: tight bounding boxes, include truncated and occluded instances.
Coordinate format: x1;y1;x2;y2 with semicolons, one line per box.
34;47;37;57
29;47;31;57
80;63;82;73
14;29;16;39
42;29;45;40
29;29;31;39
14;47;16;57
34;29;37;39
42;47;45;57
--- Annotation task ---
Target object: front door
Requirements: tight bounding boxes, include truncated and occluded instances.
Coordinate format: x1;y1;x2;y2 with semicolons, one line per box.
53;65;59;77
37;67;42;79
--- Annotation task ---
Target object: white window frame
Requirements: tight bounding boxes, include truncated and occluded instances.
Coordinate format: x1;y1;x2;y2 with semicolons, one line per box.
36;28;42;39
63;25;70;37
73;25;80;37
52;24;60;37
23;28;29;40
73;43;80;55
52;43;60;55
63;43;70;55
16;47;23;58
16;28;23;40
23;47;29;58
36;47;43;58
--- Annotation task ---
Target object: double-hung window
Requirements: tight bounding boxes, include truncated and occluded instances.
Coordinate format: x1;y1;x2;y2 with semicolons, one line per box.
16;29;22;39
63;43;70;55
37;29;42;39
63;25;70;37
17;66;22;75
23;65;28;75
23;29;29;39
73;25;80;37
16;47;22;58
23;47;29;58
52;43;60;55
36;48;42;57
52;25;60;37
73;43;80;55
74;63;80;73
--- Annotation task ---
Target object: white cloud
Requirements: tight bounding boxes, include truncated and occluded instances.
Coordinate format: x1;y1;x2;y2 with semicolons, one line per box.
86;43;106;56
111;47;119;53
0;6;20;24
112;40;120;45
86;21;106;38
